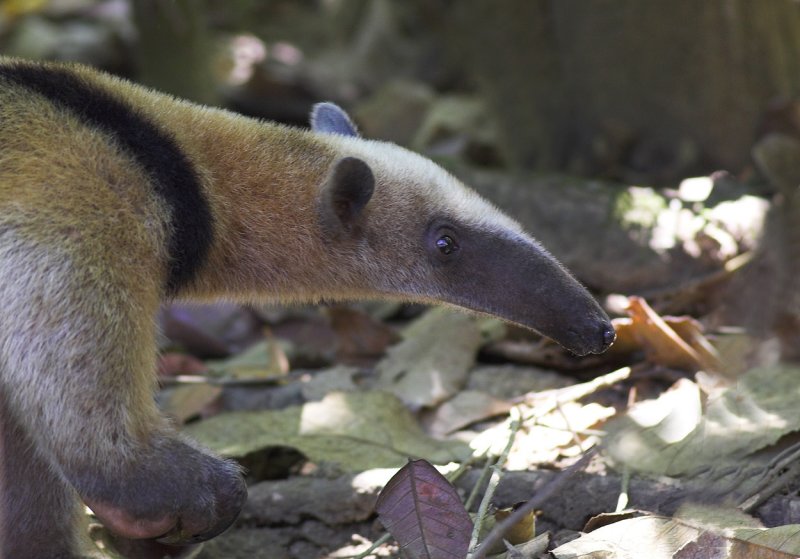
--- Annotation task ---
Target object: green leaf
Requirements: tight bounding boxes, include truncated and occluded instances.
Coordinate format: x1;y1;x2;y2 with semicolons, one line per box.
186;391;470;471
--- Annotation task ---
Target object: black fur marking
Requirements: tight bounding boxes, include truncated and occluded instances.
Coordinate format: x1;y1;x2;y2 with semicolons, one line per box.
0;61;212;294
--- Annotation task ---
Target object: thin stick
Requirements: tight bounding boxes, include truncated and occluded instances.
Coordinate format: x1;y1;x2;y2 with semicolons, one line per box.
615;466;630;512
351;533;392;559
464;454;494;513
466;408;522;556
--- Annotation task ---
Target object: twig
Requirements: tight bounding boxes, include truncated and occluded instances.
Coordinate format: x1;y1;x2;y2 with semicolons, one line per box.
522;366;632;419
616;466;630;512
464;453;494;513
740;460;800;513
739;440;800;512
468;448;597;559
159;374;284;386
449;452;489;486
466;407;522;556
351;533;392;559
554;401;585;453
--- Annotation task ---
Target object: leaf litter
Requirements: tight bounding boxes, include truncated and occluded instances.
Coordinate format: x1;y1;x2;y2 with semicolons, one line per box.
553;504;800;559
187;390;471;471
129;281;800;558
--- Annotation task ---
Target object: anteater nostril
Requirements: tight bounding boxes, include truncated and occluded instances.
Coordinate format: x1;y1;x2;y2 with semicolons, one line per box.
601;324;616;349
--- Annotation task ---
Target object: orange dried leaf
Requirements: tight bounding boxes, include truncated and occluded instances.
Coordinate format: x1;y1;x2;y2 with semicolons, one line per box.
626;296;716;371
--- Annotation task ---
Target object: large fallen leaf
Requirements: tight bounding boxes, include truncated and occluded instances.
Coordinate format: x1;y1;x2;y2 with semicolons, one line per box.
624;378;702;444
376;459;473;559
425;390;514;437
186;391;470;471
467;364;573;399
376;308;482;410
553;506;800;559
605;365;800;475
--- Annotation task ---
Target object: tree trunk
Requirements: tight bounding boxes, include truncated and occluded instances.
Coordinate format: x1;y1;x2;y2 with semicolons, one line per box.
450;0;800;180
132;0;218;106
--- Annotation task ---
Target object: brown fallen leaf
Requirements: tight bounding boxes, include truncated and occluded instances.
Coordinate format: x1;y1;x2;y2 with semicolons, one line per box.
157;353;209;378
667;315;721;372
327;305;400;365
625;296;720;372
162;384;223;424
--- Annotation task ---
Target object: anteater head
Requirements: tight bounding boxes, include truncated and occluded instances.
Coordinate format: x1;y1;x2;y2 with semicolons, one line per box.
310;103;615;356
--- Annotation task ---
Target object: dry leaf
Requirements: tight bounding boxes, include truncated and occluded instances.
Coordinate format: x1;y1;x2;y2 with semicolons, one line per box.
554;506;800;559
162;384;223;424
625;296;719;371
377;308;482;410
376;460;473;559
425;390;513;437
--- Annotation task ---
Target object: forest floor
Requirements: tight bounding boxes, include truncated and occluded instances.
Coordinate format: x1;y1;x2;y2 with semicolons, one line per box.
87;283;800;559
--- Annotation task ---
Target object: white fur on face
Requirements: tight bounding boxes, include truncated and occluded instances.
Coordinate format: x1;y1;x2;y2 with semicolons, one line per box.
318;135;525;237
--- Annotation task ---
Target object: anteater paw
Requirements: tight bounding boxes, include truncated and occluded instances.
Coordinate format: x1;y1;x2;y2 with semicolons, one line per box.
75;437;247;544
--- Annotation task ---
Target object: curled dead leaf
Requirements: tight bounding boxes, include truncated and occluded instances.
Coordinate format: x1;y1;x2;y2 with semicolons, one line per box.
624;296;721;371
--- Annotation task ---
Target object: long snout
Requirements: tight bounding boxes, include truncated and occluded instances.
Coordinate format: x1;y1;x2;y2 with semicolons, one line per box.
496;277;616;356
436;229;615;356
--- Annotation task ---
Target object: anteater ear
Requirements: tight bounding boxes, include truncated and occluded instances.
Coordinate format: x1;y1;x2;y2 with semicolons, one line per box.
321;157;374;231
310;102;360;137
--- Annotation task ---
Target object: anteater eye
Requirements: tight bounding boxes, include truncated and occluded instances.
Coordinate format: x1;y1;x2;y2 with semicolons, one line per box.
436;235;458;255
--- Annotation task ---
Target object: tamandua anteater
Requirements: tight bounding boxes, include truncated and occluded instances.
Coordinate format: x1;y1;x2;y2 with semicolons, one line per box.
0;57;614;558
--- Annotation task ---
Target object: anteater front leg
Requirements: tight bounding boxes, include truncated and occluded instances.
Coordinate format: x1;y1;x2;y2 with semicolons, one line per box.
0;234;246;551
